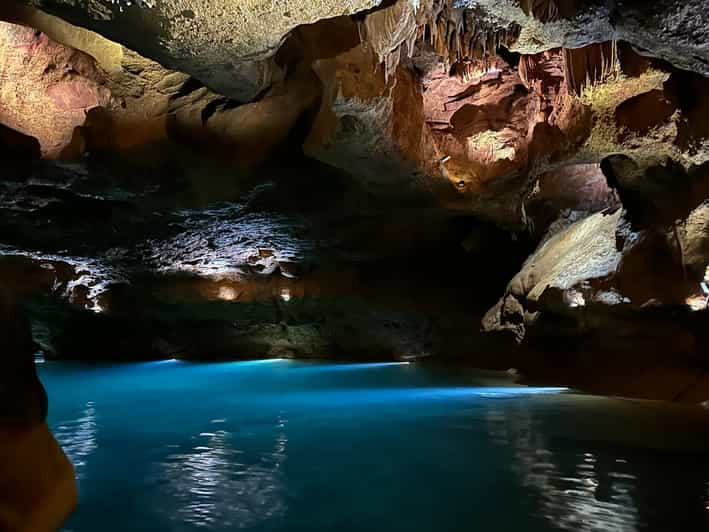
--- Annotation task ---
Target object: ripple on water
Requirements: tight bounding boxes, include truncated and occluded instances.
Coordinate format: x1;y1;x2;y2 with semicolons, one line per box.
486;404;641;532
41;362;709;532
153;416;289;529
53;401;98;480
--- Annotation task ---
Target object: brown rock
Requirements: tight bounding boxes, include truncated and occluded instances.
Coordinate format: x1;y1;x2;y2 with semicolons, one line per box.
563;42;618;96
615;89;677;137
0;289;46;426
0;288;77;530
0;21;110;158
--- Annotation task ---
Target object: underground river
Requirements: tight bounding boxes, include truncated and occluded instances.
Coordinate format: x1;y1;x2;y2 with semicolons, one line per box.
41;359;709;532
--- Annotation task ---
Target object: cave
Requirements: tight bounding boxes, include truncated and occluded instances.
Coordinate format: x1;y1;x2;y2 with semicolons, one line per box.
2;1;709;531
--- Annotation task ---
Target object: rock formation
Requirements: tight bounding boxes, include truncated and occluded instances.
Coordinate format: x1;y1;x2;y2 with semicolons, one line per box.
0;289;77;531
0;0;708;407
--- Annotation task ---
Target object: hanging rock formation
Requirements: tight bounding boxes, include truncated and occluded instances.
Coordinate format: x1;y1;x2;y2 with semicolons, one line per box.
453;0;709;77
3;0;386;101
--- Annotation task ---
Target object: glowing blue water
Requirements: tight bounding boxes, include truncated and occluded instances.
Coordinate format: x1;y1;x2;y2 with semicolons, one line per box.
40;360;709;532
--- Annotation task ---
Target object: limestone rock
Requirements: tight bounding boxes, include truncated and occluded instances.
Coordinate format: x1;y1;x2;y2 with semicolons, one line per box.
509;208;624;303
0;21;110;158
453;0;709;77
0;9;332;172
524;163;619;234
679;202;709;281
483;176;709;382
11;0;384;100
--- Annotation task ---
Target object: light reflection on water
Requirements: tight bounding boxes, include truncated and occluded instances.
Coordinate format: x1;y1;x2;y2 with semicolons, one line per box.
40;360;709;532
487;406;640;532
53;401;98;480
155;415;288;529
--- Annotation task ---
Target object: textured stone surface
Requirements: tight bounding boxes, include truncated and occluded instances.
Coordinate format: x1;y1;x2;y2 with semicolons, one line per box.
10;0;384;100
525;163;619;236
490;208;625;314
0;0;709;404
0;9;333;172
0;150;517;363
679;202;709;280
453;0;709;77
0;21;110;158
483;153;709;391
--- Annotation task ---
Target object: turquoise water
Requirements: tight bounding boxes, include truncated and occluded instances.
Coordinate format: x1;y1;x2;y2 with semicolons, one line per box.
40;360;709;532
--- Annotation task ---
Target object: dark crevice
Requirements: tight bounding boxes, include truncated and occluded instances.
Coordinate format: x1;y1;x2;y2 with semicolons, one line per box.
171;77;205;100
200;97;242;124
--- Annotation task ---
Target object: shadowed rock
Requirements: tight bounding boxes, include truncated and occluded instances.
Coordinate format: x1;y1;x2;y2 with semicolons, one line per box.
0;288;77;531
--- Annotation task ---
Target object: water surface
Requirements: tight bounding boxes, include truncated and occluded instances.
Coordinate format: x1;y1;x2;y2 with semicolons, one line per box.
39;360;709;532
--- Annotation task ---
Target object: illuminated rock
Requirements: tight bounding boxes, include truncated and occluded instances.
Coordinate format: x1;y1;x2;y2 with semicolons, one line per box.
679;202;709;281
6;0;383;101
0;0;707;403
0;21;110;158
453;0;709;77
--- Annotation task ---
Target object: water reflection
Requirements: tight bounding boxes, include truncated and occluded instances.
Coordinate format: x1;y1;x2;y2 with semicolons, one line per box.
40;361;709;532
156;415;288;529
486;399;709;532
487;404;641;531
52;401;98;480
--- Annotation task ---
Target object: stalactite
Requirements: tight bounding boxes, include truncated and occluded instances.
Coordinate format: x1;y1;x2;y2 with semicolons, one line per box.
519;0;561;23
360;0;521;81
451;56;500;83
518;55;534;88
563;41;619;96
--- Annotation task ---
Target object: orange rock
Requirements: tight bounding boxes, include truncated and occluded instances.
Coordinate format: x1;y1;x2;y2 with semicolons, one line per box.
0;424;77;532
0;22;110;158
0;289;77;530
